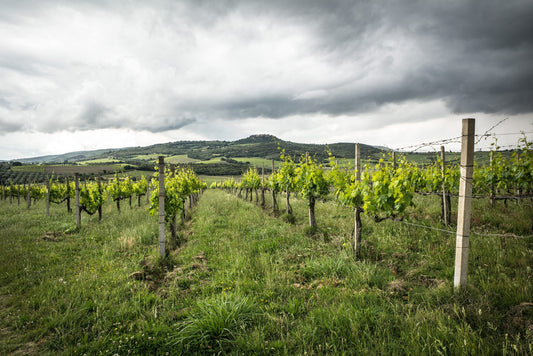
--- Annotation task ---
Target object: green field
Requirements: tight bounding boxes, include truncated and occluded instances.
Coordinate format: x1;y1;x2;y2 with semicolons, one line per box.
196;157;224;164
78;158;123;165
131;154;200;164
1;189;532;354
12;164;128;175
233;157;282;169
198;175;242;186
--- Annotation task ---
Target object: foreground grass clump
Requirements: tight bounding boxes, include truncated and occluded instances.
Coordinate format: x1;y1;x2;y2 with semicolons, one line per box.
169;293;258;352
1;190;532;354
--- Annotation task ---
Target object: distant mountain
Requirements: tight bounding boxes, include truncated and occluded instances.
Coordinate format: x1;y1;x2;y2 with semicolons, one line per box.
15;148;122;164
11;135;383;164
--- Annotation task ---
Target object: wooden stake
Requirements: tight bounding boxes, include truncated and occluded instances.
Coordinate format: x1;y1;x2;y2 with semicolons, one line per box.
146;184;150;204
272;159;278;211
27;182;31;210
441;146;450;225
261;162;265;208
490;151;495;207
158;156;166;258
46;177;50;216
97;176;103;221
454;118;475;288
354;143;362;258
66;177;72;213
75;173;80;229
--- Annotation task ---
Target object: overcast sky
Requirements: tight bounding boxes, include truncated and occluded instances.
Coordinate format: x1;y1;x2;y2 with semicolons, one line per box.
1;0;532;160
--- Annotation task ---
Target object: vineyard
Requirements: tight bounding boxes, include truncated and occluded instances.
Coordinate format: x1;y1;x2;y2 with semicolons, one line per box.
1;122;532;354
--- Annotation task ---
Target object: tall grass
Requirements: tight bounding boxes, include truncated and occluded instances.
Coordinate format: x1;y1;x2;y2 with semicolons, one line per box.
0;189;531;354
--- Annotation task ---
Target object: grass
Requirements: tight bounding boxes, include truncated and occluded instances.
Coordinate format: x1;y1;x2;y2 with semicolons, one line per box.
232;157;282;168
0;188;532;354
130;154;200;164
78;158;122;165
196;157;224;164
198;175;242;186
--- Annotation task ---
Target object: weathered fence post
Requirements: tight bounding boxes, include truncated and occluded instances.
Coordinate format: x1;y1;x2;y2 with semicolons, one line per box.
454;118;475;288
261;162;265;208
441;146;450;225
26;182;31;210
97;176;103;221
46;177;50;216
158;156;166;258
354;143;362;258
66;177;72;213
489;151;495;207
272;159;278;211
75;173;81;229
146;185;150;205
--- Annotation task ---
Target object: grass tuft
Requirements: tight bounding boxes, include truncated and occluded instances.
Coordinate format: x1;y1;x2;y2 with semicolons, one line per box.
169;293;258;352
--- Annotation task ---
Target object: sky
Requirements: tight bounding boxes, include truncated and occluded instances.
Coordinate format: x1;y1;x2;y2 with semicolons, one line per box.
1;0;532;160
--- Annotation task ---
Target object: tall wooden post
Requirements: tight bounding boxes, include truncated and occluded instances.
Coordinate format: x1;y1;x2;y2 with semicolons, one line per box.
489;151;495;206
146;184;150;204
454;118;475;288
354;143;362;258
97;176;103;221
75;173;81;229
158;156;166;258
441;146;450;225
26;182;31;210
392;151;397;171
261;162;265;208
272;159;278;211
46;177;50;216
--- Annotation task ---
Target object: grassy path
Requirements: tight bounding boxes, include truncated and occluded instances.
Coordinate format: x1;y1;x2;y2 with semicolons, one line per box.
0;190;532;354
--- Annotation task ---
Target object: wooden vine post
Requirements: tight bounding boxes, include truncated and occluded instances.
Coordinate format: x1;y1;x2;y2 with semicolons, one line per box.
146;184;150;205
441;146;450;225
46;177;50;216
454;118;475;288
97;176;103;221
66;177;72;213
261;162;265;208
75;173;81;229
354;143;362;258
272;159;278;211
26;181;31;210
489;151;495;207
158;156;166;258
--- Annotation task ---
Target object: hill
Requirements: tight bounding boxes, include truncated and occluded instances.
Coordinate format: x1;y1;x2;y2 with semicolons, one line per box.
10;135;382;165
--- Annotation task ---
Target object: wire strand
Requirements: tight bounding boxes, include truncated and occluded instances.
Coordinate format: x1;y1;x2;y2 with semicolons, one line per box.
396;220;533;239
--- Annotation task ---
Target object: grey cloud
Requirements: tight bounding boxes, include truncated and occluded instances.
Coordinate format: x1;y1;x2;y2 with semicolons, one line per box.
1;0;532;136
215;0;533;118
137;116;197;133
73;101;196;132
151;0;533;122
78;101;110;127
0;117;24;132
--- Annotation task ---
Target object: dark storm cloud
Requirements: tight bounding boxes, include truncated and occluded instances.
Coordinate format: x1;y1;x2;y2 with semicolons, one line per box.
72;101;196;132
138;117;197;133
0;117;24;132
201;0;533;119
1;0;532;137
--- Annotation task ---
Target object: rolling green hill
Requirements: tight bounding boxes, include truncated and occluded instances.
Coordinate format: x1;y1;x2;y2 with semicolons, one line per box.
1;135;504;183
